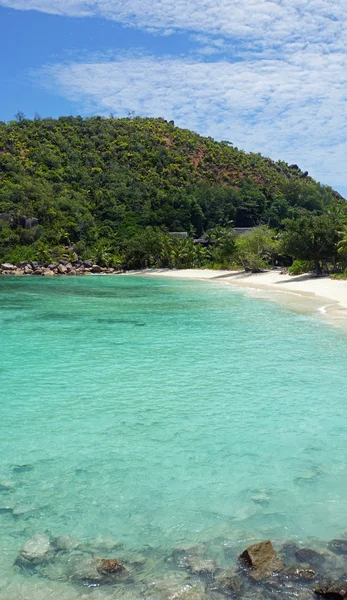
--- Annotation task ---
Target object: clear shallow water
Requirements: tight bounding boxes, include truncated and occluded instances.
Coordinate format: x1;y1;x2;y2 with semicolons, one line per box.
1;275;347;597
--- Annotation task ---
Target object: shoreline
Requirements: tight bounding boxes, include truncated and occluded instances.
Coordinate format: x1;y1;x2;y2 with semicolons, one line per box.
125;268;347;331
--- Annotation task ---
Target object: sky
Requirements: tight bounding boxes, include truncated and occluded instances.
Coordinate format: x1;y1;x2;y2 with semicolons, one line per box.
0;1;346;197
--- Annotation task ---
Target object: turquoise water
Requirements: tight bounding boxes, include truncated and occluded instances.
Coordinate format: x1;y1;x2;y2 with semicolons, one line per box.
1;275;347;597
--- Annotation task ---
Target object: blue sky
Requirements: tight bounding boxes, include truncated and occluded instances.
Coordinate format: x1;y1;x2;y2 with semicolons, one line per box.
1;0;347;197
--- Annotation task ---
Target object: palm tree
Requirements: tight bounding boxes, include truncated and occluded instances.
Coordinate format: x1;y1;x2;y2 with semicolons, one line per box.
337;226;347;254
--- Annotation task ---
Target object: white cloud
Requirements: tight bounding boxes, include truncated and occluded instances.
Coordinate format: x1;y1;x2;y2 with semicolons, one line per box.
40;50;347;188
1;0;346;50
3;0;347;187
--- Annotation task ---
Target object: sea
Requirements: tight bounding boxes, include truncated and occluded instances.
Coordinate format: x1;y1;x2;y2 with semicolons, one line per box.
1;274;347;599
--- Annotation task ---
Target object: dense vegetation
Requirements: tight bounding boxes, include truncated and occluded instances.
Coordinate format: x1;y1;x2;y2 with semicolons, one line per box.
0;114;346;273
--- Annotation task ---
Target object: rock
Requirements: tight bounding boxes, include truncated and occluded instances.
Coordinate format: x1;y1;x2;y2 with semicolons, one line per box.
214;567;243;594
283;566;317;581
65;262;72;271
300;171;309;178
0;480;15;493
83;259;93;268
187;557;217;575
91;265;102;273
239;540;284;580
289;164;299;169
68;268;77;275
32;268;43;275
30;261;40;270
0;212;12;223
17;533;53;565
0;263;16;270
96;558;125;574
315;578;347;598
295;548;326;567
251;489;271;505
48;262;59;269
58;264;67;274
53;535;79;552
328;541;347;555
13;269;24;275
171;545;207;569
24;265;33;274
69;555;126;584
42;269;55;276
68;556;103;582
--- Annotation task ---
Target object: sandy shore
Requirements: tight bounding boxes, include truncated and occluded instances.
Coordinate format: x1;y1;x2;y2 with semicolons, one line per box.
127;268;347;330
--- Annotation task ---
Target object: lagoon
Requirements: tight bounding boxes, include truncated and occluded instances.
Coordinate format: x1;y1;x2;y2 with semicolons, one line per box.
1;275;347;598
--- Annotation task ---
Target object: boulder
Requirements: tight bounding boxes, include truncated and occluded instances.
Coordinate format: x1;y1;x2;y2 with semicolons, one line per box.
300;171;309;178
96;558;125;575
58;264;67;274
328;540;347;555
187;557;217;575
53;535;79;553
1;263;16;270
214;567;243;594
239;540;284;580
0;212;12;223
68;556;125;583
41;269;55;276
13;269;25;276
24;217;39;229
83;259;93;268
91;264;102;273
24;265;33;274
315;578;347;598
48;262;58;269
17;534;53;565
289;164;299;170
30;261;40;270
65;262;72;271
295;548;326;567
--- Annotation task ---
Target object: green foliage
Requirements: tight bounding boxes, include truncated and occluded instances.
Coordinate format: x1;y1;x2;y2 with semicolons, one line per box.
288;259;315;275
0;115;345;268
280;214;342;274
235;226;279;272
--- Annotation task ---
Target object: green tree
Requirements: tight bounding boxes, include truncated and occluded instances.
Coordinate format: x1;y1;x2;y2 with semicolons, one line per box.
281;214;340;275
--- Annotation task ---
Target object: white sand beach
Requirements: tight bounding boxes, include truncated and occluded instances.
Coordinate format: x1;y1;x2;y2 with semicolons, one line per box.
127;268;347;329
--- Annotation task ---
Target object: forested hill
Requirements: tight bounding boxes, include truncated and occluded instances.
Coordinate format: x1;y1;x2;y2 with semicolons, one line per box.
0;115;345;268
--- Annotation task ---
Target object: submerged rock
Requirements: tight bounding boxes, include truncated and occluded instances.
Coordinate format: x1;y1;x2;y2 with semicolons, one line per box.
315;578;347;598
187;557;217;575
96;558;125;575
17;533;54;565
295;548;326;567
328;540;347;555
68;555;126;584
213;567;243;594
239;540;284;580
53;535;80;552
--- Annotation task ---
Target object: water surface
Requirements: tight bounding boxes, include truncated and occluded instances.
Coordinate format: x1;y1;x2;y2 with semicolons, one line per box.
1;275;347;597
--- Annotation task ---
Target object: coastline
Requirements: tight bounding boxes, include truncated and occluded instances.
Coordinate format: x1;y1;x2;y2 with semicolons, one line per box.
126;268;347;330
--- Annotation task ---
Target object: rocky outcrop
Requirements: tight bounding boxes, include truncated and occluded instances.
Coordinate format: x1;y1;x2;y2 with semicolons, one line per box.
239;540;284;580
0;263;16;270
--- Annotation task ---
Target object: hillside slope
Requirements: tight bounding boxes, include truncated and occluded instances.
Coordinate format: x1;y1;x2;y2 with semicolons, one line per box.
0;115;344;263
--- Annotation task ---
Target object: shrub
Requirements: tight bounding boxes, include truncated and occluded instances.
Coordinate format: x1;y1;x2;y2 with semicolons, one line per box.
288;259;314;275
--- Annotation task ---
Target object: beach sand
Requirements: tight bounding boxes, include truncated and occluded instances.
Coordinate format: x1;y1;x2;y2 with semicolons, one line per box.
126;269;347;330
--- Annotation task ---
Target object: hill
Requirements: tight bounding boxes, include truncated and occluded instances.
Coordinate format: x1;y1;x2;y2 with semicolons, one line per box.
0;115;345;269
